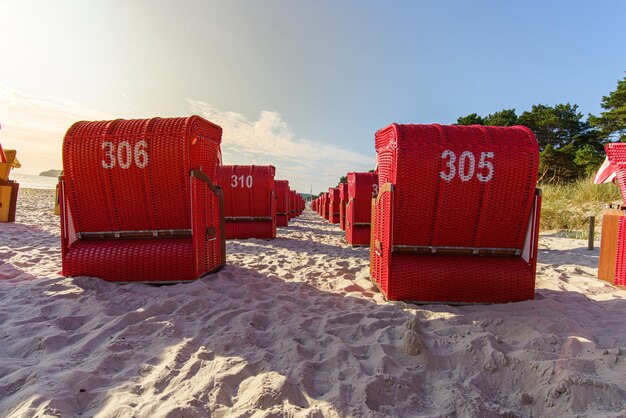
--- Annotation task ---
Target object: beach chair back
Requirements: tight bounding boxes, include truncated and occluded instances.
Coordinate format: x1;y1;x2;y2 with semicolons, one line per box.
61;116;225;282
339;183;348;230
275;180;290;226
216;165;276;239
604;143;626;286
289;190;296;219
328;187;340;224
345;172;378;245
372;123;541;303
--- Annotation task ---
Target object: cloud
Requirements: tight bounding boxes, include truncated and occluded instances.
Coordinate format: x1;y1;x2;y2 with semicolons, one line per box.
0;83;112;173
0;84;374;192
187;99;374;194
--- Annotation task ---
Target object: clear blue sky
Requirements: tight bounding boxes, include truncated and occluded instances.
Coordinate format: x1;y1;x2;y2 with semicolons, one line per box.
1;0;625;193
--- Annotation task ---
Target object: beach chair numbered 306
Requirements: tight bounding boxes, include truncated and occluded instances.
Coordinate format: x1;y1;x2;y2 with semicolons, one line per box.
60;116;226;283
371;123;542;304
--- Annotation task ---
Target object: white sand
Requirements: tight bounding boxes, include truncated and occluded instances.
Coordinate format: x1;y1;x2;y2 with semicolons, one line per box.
0;188;624;417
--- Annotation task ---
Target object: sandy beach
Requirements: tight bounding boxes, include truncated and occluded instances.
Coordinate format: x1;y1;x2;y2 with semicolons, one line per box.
0;188;625;417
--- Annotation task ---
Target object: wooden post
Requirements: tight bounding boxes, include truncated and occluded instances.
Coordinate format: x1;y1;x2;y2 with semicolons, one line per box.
588;216;595;250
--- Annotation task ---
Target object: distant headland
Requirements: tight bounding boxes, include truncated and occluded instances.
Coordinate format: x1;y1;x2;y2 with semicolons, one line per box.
39;169;62;178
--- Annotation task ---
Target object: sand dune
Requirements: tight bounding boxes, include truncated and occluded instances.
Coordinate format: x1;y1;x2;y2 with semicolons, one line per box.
0;189;624;417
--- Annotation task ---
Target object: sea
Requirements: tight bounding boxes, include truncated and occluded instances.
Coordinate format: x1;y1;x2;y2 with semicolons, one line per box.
10;173;58;190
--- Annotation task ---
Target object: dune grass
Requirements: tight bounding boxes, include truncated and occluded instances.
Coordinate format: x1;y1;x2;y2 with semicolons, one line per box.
539;176;623;238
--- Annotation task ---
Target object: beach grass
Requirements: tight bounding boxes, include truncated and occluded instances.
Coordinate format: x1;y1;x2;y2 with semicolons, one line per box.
539;176;622;238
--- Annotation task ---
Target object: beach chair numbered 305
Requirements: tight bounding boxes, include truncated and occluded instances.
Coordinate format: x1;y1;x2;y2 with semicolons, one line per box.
60;116;226;283
371;123;542;304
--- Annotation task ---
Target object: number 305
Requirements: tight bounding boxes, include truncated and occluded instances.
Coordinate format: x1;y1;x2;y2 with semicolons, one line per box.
440;150;494;183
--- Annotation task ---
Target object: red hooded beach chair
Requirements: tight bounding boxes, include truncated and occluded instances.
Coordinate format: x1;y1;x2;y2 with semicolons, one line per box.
61;116;225;283
275;180;290;227
216;165;276;239
298;195;304;215
339;183;348;231
371;124;541;303
328;187;340;224
289;190;297;219
322;192;330;220
346;172;378;246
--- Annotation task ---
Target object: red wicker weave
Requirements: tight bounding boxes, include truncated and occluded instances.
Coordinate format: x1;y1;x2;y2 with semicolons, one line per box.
328;187;340;224
339;183;348;230
275;180;290;227
61;116;225;283
371;123;541;303
345;172;378;246
605;144;626;286
297;194;304;215
288;190;296;220
606;144;626;201
322;192;330;220
614;217;626;287
215;165;276;239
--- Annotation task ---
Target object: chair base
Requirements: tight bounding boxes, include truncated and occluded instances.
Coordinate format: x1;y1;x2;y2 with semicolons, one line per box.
225;221;276;239
346;225;371;246
373;254;535;304
63;238;204;283
276;214;289;227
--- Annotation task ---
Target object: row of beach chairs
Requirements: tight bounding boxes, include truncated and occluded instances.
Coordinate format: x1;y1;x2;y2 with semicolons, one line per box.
58;116;549;305
313;124;542;304
59;116;304;283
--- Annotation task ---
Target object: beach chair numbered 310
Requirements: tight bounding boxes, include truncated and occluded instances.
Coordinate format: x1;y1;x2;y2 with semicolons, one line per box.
216;165;277;239
371;123;542;304
60;116;226;283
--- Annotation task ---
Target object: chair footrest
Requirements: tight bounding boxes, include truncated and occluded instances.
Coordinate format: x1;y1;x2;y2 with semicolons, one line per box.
63;238;196;282
385;254;534;303
225;220;275;239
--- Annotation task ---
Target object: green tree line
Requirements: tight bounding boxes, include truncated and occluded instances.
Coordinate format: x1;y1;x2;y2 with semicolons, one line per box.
456;73;626;183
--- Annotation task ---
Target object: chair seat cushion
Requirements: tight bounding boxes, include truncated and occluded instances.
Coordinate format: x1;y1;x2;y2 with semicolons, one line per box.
63;238;196;282
386;254;534;303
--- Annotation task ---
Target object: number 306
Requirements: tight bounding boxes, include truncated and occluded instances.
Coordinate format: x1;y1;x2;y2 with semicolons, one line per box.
102;141;149;169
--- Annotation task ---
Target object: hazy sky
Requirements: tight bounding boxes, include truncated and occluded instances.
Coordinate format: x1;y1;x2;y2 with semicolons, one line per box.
1;0;625;193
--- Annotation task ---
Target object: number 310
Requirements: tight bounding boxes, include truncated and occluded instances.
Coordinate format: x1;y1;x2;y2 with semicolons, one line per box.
440;150;494;183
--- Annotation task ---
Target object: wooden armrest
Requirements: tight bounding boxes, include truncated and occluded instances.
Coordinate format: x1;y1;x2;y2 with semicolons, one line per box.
375;183;394;205
190;170;221;196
